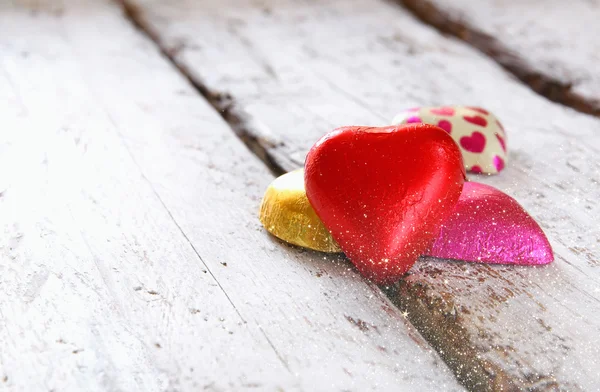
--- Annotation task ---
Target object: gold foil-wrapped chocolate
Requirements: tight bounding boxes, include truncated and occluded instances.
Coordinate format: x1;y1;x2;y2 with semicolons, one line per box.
259;169;341;253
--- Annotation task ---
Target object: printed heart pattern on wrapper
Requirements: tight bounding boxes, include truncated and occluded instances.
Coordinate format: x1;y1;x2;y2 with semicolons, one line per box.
392;106;507;174
304;124;465;284
426;182;553;265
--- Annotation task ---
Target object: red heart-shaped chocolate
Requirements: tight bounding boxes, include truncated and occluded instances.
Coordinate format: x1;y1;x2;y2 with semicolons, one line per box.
305;124;466;283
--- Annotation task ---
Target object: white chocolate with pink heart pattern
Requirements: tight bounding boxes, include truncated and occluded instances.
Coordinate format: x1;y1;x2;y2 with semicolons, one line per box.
392;106;507;174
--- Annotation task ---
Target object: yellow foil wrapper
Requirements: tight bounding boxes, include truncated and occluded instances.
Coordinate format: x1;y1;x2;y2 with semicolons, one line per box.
259;169;341;253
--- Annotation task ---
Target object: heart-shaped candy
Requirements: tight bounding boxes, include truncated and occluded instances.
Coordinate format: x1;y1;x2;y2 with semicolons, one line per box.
259;169;341;253
260;174;552;265
426;182;553;265
392;106;508;174
305;124;465;283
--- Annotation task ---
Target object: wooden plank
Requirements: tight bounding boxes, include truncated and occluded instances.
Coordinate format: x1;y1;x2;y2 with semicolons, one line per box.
0;6;292;392
0;1;464;390
396;0;600;116
122;0;600;390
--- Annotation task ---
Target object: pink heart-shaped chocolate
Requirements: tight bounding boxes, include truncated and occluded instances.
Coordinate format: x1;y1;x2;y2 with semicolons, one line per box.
426;182;553;265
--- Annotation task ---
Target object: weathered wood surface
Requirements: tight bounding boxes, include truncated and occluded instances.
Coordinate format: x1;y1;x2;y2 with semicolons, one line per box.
123;0;600;390
0;1;465;391
397;0;600;116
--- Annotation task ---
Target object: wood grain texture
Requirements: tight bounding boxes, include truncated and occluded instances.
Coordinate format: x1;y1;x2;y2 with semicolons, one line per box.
396;0;600;116
0;1;464;390
122;0;600;390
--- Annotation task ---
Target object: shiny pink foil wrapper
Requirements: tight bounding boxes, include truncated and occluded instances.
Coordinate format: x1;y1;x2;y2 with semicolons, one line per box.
426;182;553;265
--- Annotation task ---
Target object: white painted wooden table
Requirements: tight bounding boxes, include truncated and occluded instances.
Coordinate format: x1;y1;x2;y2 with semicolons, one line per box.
1;0;599;391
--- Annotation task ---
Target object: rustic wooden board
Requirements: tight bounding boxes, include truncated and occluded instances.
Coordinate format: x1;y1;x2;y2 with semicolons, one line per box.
0;1;464;390
396;0;600;116
122;0;600;390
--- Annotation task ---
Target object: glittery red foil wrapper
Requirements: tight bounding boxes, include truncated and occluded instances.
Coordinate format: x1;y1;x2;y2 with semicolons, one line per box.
305;124;465;284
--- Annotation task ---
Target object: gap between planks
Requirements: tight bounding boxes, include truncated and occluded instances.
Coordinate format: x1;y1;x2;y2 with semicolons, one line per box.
391;0;600;117
120;0;286;176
